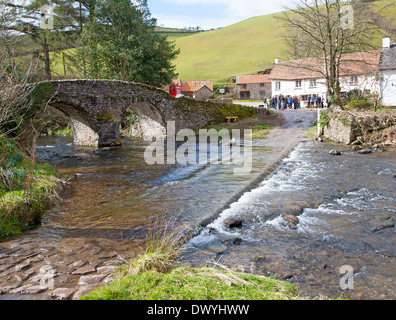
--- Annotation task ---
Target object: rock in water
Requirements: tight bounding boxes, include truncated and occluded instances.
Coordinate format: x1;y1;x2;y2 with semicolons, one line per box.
329;150;341;155
224;218;243;229
283;215;299;225
357;149;372;154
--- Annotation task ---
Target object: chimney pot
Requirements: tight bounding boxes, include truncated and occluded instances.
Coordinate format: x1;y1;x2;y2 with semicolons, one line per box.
382;37;391;49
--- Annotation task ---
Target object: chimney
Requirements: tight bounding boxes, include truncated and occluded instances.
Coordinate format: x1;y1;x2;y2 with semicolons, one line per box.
382;37;391;49
275;58;281;64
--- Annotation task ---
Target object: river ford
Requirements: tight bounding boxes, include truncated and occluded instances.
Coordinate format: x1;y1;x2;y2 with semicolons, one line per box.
0;109;395;300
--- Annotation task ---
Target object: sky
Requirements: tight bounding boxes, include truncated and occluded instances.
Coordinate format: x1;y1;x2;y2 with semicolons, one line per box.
147;0;297;29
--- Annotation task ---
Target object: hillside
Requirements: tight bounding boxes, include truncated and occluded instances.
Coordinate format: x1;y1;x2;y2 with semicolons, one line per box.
173;13;286;82
173;0;396;82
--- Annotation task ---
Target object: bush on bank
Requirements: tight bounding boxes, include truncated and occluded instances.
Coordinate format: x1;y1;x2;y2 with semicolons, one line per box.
0;137;67;238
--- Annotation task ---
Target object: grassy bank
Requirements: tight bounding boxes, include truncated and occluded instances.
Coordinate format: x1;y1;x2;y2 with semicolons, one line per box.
305;123;319;139
82;266;304;300
0;137;67;238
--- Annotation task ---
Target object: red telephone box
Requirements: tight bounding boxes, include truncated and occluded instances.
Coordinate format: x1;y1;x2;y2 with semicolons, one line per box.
169;85;181;97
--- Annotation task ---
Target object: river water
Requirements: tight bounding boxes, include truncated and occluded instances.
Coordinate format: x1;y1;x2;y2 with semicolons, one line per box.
0;110;395;300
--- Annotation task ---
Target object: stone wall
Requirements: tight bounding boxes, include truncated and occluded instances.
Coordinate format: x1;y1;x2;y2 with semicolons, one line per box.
236;83;272;100
323;110;396;147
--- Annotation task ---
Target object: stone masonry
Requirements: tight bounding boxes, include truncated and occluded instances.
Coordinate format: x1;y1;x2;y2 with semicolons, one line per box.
41;80;232;147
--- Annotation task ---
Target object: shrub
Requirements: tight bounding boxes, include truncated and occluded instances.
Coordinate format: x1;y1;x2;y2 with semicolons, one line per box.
347;100;373;111
0;136;66;238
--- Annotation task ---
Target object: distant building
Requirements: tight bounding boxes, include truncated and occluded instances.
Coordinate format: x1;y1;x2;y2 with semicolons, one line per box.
181;80;214;98
236;75;272;100
194;85;216;100
269;51;381;107
379;37;396;107
167;79;214;99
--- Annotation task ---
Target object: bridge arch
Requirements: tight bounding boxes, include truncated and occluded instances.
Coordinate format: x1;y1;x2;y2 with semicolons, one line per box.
40;80;174;147
35;79;229;147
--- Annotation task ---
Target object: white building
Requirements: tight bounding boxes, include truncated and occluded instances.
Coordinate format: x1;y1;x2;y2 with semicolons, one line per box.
380;37;396;107
269;51;381;107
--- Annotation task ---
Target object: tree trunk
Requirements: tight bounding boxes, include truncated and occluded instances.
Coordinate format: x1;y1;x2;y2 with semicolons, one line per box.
43;33;51;80
79;2;87;78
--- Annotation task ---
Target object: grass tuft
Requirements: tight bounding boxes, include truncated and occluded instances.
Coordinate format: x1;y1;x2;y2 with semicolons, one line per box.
120;214;187;276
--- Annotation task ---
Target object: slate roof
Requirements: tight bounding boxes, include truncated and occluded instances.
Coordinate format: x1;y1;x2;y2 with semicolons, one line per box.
380;45;396;71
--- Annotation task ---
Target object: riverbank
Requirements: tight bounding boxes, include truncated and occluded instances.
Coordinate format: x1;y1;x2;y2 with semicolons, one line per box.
0;137;68;238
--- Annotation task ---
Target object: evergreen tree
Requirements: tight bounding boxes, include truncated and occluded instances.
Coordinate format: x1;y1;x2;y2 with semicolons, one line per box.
78;0;180;86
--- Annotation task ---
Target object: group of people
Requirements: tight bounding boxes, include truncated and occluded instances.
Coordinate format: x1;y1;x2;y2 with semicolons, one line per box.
306;95;326;108
263;95;301;110
262;94;327;110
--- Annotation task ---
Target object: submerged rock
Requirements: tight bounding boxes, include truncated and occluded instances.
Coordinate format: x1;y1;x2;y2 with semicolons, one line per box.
329;150;342;155
283;215;299;225
224;218;243;229
357;148;372;154
50;287;77;300
371;216;394;233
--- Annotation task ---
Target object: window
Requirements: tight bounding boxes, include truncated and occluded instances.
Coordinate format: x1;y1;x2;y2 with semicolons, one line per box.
309;79;317;88
295;80;302;88
350;76;358;85
242;84;247;89
260;83;265;87
240;91;250;99
275;82;281;91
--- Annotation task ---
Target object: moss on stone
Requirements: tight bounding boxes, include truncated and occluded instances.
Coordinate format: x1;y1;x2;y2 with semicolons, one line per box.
96;112;117;123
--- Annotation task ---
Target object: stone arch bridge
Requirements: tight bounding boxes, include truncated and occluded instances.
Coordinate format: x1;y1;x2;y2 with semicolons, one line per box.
35;80;233;147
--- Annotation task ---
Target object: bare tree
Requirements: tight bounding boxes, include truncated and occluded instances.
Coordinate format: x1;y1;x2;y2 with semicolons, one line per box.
0;1;38;137
278;0;380;105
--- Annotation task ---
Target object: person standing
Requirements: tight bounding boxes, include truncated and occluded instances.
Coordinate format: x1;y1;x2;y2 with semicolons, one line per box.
310;95;315;108
293;97;298;110
316;95;321;108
